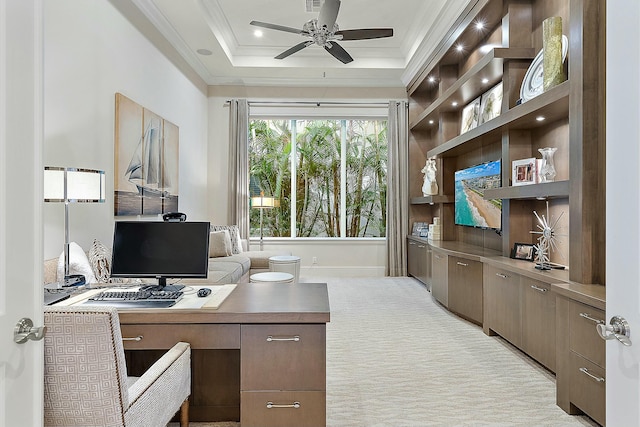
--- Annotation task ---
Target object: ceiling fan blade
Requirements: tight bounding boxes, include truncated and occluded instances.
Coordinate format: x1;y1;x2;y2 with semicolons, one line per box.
324;41;353;64
336;28;394;40
250;20;306;35
275;41;313;59
318;0;340;30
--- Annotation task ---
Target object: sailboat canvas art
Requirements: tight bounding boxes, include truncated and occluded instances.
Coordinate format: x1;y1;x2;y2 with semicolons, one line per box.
114;93;179;216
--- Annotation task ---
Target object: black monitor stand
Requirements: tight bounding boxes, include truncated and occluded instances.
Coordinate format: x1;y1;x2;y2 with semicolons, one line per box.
140;277;185;293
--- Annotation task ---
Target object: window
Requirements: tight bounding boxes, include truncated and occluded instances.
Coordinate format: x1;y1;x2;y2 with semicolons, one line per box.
249;118;387;238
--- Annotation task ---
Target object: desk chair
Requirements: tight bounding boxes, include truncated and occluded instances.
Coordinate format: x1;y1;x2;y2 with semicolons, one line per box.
44;306;191;427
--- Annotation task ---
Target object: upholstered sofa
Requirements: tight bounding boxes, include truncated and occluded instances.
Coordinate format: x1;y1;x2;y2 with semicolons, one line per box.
43;225;290;286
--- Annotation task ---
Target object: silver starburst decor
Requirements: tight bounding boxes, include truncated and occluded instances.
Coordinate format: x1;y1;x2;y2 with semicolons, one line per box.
530;201;566;270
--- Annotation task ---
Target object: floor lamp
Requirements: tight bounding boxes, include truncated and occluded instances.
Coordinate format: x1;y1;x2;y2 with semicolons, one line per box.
44;167;106;287
251;191;276;251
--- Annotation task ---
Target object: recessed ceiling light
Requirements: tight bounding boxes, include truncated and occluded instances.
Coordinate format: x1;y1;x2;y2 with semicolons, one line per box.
254;30;263;38
536;116;546;122
196;48;212;56
455;44;464;52
428;120;434;125
428;76;436;83
481;78;489;84
452;101;458;107
476;21;485;30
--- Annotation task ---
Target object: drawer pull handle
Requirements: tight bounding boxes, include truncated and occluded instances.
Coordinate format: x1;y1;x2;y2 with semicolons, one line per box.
530;285;548;293
579;312;605;325
409;242;416;245
266;335;300;342
122;335;143;342
496;273;509;279
579;367;605;383
418;245;426;248
456;262;468;267
266;401;301;409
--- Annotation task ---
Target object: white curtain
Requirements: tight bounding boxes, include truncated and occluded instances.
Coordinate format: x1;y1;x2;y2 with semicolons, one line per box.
228;99;250;240
386;101;409;276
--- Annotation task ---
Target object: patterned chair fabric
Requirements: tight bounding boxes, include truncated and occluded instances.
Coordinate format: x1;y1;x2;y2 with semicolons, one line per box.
44;306;191;427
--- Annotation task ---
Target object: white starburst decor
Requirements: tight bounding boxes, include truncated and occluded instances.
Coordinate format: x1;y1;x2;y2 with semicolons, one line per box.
530;200;566;270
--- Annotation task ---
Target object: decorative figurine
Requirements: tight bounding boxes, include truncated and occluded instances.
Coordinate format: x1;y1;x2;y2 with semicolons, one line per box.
421;157;438;196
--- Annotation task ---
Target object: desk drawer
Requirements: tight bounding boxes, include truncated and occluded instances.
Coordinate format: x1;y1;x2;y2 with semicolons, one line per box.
568;300;605;367
241;391;325;427
120;324;240;350
241;324;325;390
569;352;605;426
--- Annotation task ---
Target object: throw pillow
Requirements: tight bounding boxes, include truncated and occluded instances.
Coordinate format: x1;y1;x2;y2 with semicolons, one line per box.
88;239;112;283
56;242;97;284
210;225;244;254
209;230;233;257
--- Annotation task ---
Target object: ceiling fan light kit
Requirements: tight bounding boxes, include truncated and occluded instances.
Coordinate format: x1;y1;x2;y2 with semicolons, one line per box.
250;0;393;64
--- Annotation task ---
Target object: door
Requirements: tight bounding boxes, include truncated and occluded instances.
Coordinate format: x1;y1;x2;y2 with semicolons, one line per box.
0;1;45;426
606;2;640;426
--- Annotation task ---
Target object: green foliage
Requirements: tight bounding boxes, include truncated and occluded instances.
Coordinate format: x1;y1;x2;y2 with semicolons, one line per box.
249;118;387;238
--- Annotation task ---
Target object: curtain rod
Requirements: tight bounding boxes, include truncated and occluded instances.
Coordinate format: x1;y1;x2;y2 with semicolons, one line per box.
224;100;400;107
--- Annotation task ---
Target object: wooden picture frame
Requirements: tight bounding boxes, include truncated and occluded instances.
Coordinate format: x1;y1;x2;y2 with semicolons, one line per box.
511;243;536;261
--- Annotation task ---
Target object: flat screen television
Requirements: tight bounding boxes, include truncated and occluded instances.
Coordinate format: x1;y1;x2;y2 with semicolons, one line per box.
454;160;502;230
110;221;210;291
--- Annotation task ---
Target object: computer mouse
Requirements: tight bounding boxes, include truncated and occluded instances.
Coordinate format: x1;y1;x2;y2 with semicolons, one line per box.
197;288;212;297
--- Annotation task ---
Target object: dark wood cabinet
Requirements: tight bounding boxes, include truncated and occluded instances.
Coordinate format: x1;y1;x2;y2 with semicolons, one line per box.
431;249;448;307
407;237;429;285
521;279;556;372
448;256;483;325
483;264;522;348
555;290;606;426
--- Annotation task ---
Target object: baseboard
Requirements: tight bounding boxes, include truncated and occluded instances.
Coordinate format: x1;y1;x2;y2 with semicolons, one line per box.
300;266;385;278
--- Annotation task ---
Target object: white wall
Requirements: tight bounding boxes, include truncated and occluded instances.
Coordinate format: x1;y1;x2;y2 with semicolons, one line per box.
43;0;209;259
208;85;406;276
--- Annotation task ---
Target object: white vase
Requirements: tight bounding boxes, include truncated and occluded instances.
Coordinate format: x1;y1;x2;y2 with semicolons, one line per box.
538;147;557;182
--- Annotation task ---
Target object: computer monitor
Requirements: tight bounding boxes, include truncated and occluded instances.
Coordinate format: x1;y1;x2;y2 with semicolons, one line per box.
110;221;210;291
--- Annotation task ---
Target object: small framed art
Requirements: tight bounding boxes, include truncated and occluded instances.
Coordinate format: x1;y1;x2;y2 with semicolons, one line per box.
460;97;481;134
511;243;536;261
512;158;537;186
479;82;503;125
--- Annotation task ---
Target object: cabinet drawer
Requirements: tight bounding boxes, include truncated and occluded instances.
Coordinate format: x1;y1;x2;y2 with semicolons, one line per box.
448;256;483;324
521;279;556;372
241;391;325;427
483;265;521;347
568;300;605;367
241;324;326;390
569;352;605;426
120;324;240;350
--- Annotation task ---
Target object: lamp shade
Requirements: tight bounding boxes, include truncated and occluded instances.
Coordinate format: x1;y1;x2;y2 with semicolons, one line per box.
44;167;106;203
251;192;277;209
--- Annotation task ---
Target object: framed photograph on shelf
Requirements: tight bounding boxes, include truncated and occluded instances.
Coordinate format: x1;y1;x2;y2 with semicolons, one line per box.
411;222;427;236
460;97;481;134
511;243;536;261
512;158;537;186
479;82;503;125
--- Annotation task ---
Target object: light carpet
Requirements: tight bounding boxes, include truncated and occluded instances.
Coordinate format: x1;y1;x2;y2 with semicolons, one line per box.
171;276;599;427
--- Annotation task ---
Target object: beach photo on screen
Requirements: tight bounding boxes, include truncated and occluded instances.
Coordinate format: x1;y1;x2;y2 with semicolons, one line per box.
454;160;502;229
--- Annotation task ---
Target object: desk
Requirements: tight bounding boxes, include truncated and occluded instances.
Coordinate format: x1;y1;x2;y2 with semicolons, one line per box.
116;282;330;427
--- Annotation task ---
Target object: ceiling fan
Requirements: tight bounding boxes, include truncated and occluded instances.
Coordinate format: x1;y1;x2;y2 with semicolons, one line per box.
250;0;393;64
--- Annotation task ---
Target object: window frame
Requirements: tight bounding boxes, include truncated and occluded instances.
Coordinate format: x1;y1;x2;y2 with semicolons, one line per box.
249;104;388;240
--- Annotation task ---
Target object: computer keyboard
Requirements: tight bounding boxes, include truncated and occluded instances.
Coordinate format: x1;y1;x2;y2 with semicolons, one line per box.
84;289;183;308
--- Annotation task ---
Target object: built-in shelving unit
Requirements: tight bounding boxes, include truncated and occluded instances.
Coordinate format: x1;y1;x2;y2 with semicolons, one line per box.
407;0;605;286
406;1;606;423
